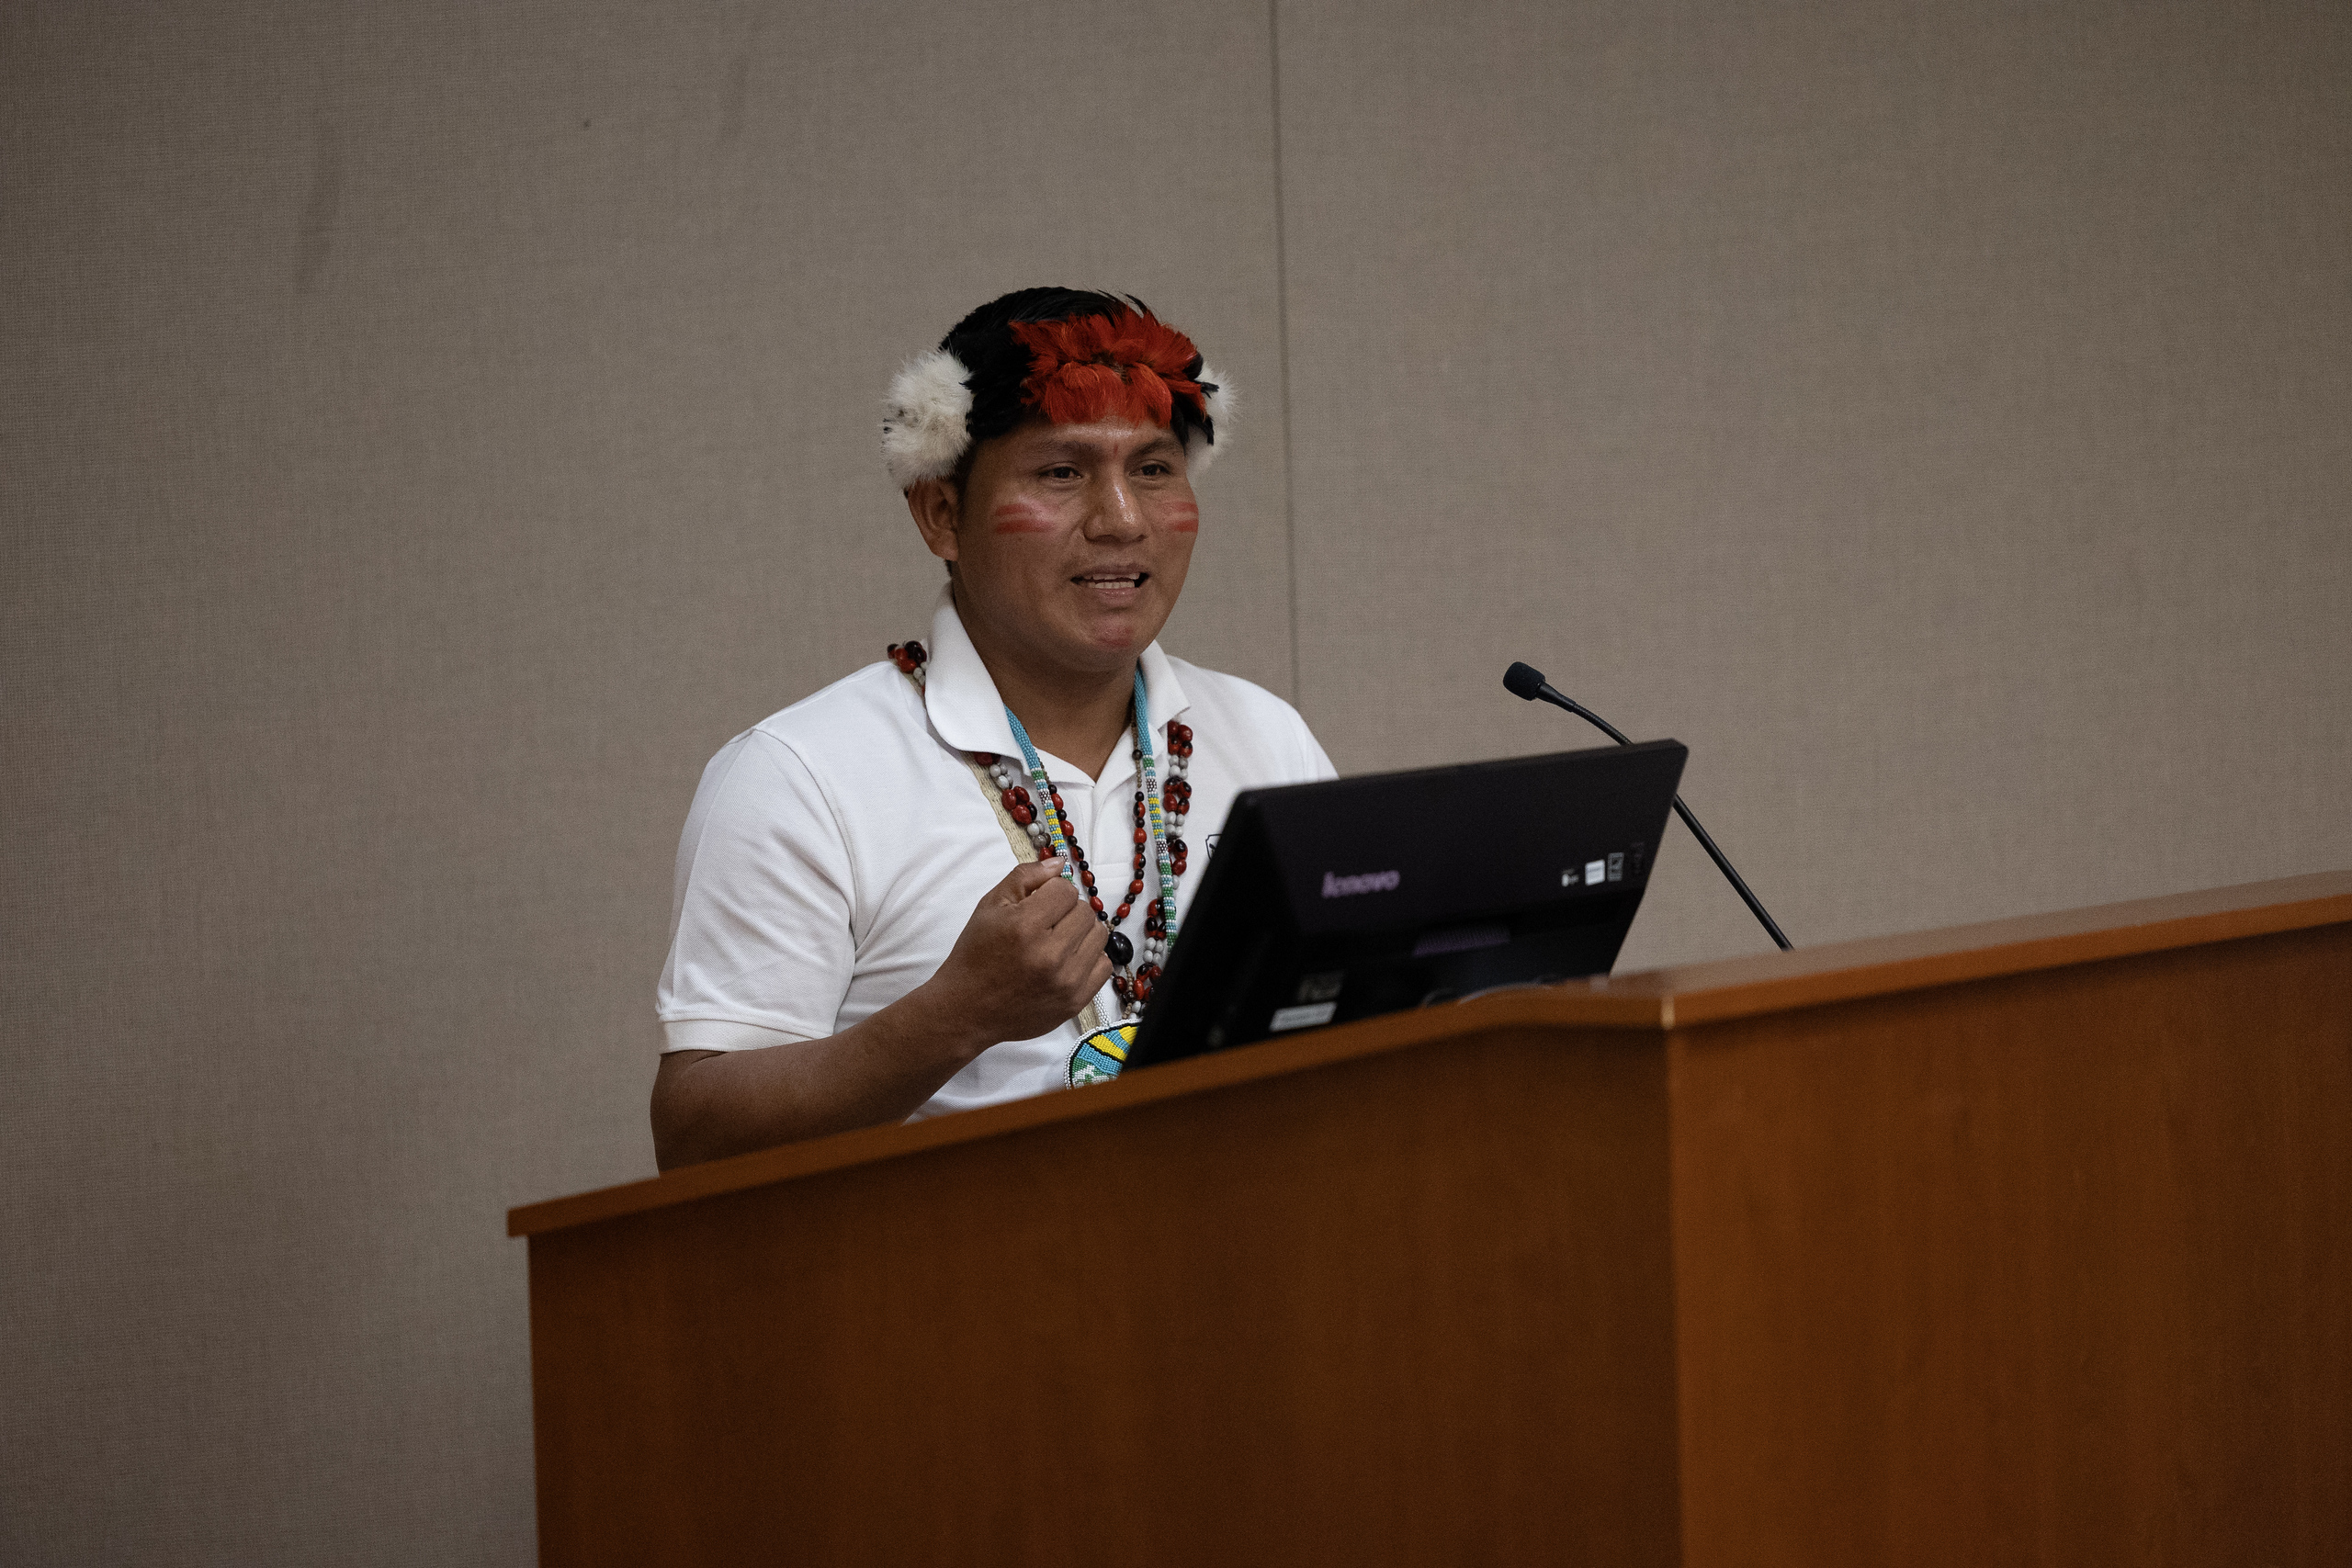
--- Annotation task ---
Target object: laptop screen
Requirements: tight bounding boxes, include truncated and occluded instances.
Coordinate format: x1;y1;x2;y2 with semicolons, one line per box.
1125;739;1687;1071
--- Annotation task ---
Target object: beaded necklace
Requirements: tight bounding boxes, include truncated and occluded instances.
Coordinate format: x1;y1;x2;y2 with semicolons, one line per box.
888;640;1195;1021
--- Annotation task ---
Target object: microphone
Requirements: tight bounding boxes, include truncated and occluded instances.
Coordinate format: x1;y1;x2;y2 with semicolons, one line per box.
1504;661;1792;952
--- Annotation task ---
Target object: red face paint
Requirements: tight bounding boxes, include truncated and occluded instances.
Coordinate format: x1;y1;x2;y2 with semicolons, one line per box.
1162;500;1200;535
989;500;1057;535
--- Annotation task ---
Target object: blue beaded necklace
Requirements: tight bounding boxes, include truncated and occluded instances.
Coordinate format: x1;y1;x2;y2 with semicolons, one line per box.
1002;668;1182;1005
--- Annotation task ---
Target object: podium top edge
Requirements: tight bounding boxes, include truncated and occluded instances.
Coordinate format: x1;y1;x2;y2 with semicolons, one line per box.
1598;867;2352;1026
509;870;2352;1239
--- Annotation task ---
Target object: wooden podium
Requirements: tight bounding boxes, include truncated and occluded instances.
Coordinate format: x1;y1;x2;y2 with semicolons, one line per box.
510;873;2352;1565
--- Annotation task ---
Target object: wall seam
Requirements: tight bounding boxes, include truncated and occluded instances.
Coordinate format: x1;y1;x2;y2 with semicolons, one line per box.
1268;0;1302;707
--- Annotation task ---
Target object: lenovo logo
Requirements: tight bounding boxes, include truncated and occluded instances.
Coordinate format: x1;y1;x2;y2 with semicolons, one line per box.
1322;869;1402;898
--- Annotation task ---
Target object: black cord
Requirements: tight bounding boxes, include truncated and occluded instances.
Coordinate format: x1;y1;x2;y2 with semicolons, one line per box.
1506;664;1793;952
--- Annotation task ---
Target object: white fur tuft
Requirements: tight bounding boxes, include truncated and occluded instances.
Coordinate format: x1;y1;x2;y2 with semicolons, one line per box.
880;349;975;490
1185;364;1237;475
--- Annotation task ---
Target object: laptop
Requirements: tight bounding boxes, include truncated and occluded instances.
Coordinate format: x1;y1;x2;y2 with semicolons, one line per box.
1123;739;1687;1071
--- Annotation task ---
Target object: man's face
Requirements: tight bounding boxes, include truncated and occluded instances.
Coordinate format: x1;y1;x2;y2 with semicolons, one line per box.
910;417;1199;678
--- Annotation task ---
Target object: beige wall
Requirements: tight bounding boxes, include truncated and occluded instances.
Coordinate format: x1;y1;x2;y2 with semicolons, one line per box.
1280;0;2352;966
4;1;2345;1562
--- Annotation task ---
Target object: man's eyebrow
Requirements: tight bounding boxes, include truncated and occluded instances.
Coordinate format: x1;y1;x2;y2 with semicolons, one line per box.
1027;432;1185;461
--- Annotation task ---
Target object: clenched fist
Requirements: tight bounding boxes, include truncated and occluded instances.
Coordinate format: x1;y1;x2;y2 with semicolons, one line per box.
923;858;1114;1047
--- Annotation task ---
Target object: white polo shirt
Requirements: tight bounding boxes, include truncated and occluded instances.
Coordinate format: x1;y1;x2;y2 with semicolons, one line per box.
656;587;1336;1120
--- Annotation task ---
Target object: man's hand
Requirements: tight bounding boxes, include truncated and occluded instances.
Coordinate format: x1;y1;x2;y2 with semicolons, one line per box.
650;856;1114;1169
923;858;1114;1045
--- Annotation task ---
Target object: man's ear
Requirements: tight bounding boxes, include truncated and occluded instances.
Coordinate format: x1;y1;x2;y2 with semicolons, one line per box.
906;477;961;563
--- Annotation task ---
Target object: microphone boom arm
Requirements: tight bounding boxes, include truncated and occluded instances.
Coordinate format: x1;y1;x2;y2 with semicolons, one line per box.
1505;662;1792;952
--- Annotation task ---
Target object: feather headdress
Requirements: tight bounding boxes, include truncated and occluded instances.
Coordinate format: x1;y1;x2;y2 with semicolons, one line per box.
881;293;1233;490
880;349;974;491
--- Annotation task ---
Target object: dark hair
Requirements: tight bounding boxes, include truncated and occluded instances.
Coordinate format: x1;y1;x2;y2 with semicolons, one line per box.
939;287;1218;465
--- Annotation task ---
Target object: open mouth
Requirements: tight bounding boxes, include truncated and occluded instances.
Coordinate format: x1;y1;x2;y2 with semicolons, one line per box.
1072;571;1149;588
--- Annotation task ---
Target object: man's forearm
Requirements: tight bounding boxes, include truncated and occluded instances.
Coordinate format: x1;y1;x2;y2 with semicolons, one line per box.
650;984;997;1169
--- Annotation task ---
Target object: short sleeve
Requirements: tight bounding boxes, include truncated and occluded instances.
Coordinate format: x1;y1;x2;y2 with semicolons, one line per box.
656;729;857;1043
1296;715;1338;783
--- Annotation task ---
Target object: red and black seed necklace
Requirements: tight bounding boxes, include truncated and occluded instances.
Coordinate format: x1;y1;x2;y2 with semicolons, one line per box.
889;639;1194;1015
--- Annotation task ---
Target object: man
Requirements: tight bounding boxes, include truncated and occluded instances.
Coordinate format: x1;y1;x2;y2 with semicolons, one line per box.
650;288;1334;1169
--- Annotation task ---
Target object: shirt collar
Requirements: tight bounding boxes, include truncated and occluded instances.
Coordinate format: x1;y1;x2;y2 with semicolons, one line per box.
922;584;1192;778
